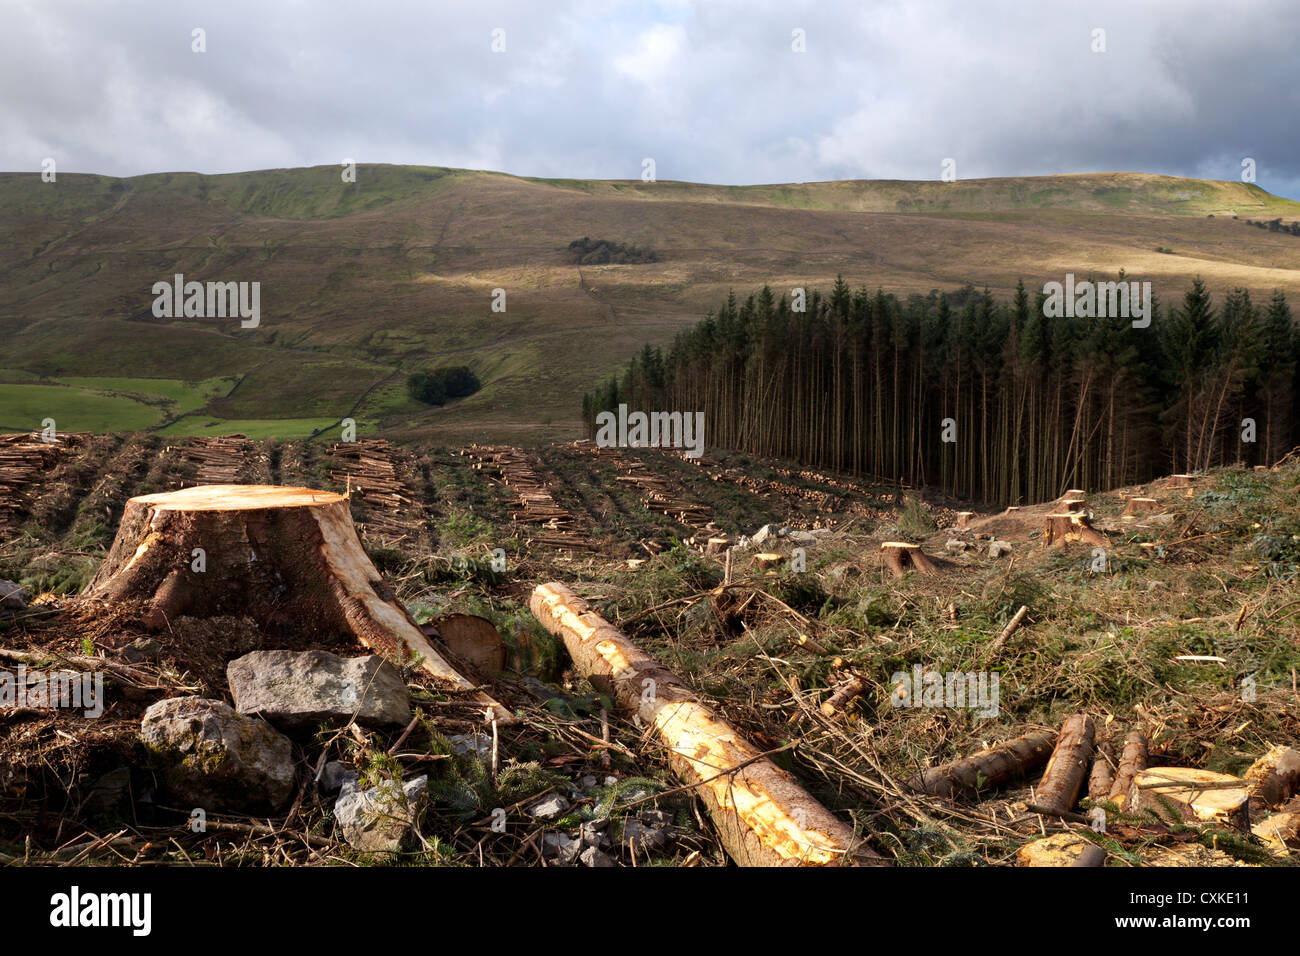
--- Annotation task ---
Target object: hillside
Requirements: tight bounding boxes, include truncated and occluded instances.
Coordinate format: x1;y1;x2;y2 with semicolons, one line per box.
3;166;1300;442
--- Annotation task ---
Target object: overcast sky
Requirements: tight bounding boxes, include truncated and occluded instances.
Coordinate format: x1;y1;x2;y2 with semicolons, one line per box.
4;0;1299;198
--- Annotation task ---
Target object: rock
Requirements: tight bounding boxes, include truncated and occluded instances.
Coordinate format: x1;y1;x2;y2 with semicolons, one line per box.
989;540;1013;559
945;538;969;555
318;761;357;795
578;820;608;847
541;832;583;864
526;793;570;820
579;845;615;867
122;637;162;663
139;696;295;811
749;524;776;547
334;774;427;853
786;530;818;546
0;579;27;611
448;732;493;762
615;818;667;853
579;774;599;792
227;650;411;732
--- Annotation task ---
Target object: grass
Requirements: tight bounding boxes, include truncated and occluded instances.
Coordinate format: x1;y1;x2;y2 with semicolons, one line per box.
0;382;162;432
157;415;350;440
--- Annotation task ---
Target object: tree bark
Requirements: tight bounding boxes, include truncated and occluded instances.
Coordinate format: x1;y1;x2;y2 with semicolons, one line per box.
1034;714;1095;815
83;484;512;721
908;730;1057;799
1108;730;1148;808
530;581;886;867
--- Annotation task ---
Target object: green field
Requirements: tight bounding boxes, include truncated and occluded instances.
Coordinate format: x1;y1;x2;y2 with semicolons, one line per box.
157;415;357;439
0;382;163;432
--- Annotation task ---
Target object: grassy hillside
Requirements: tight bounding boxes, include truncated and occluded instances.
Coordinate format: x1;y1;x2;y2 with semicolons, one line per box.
3;165;1300;441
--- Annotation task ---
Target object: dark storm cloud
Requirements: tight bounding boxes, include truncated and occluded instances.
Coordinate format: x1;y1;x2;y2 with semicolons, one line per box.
2;0;1297;197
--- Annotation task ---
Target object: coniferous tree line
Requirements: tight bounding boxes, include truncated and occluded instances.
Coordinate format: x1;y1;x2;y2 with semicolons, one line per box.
582;276;1299;505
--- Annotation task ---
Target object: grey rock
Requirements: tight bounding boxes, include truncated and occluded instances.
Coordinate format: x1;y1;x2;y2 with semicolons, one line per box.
749;524;776;547
578;820;608;847
616;818;667;853
579;845;615;867
526;793;570;820
122;636;162;663
945;538;969;555
541;831;583;864
0;579;27;611
139;696;295;811
334;774;427;853
448;732;492;762
318;761;357;795
578;774;599;793
786;530;818;546
988;540;1013;559
227;650;411;732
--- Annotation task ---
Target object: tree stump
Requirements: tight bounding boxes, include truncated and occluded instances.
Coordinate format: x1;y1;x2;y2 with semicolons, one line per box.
955;511;974;530
1061;497;1087;513
880;542;936;577
1122;497;1159;517
704;537;731;555
1042;512;1107;548
751;552;784;571
83;484;512;721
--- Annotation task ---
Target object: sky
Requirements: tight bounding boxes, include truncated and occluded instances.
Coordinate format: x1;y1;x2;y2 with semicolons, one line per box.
3;0;1299;198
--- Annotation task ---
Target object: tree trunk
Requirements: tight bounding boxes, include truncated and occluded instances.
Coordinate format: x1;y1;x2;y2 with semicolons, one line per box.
1034;714;1095;816
908;729;1057;799
83;484;512;721
1108;730;1148;809
530;582;886;867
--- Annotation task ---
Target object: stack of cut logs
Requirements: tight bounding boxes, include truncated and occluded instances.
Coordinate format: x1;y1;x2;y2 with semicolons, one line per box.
328;439;421;540
461;444;595;550
175;435;251;484
0;432;90;530
570;442;713;534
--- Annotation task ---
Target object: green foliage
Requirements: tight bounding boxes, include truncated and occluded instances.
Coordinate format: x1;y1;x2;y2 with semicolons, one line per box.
407;366;481;407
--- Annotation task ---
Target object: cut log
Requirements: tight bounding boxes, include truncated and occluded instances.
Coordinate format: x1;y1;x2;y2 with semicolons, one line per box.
529;582;886;867
1108;730;1148;809
908;730;1057;799
990;604;1030;650
1017;833;1105;867
1122;497;1160;517
879;541;937;578
1252;812;1300;855
82;484;512;722
429;614;506;674
1243;746;1300;812
820;676;865;717
1088;743;1115;801
1042;513;1108;548
1034;714;1095;816
1131;767;1251;831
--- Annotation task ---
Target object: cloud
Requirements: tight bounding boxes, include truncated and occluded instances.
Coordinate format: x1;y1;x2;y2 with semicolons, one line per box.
1;0;1296;198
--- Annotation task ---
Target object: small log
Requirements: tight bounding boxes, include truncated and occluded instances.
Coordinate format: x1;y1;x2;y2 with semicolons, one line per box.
1243;746;1300;812
1034;714;1095;816
529;582;886;867
1108;731;1148;808
908;730;1057;799
1042;512;1108;548
991;604;1030;650
1132;768;1251;831
820;676;865;717
879;541;936;578
1088;743;1115;801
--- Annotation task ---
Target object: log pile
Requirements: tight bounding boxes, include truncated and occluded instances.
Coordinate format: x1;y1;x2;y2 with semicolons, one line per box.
461;444;596;550
570;443;713;540
327;439;421;539
175;435;251;484
0;432;90;530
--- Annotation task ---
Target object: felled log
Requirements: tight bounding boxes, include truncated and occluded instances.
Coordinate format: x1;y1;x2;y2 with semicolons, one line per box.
880;541;936;577
908;730;1057;799
1122;497;1159;517
1017;833;1106;867
1088;743;1115;801
1108;730;1148;809
1243;746;1300;812
1042;513;1108;548
529;582;886;866
82;484;512;722
820;676;865;717
1131;768;1251;831
1034;714;1095;816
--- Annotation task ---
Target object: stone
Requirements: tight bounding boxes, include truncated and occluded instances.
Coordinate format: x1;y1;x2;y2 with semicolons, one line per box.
227;650;411;732
447;732;493;762
615;818;667;853
334;774;427;853
786;530;818;546
122;637;162;663
989;540;1013;559
139;696;295;811
526;793;570;820
0;579;26;611
945;538;969;555
749;524;776;547
541;832;583;864
318;761;357;795
579;845;615;867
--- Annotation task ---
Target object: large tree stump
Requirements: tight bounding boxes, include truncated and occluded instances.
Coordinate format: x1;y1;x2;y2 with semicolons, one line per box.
1042;513;1108;548
530;582;886;867
1122;497;1159;517
83;484;512;721
880;542;936;577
